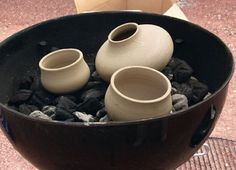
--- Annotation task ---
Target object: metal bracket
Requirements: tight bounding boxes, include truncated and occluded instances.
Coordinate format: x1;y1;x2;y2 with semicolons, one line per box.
193;143;210;157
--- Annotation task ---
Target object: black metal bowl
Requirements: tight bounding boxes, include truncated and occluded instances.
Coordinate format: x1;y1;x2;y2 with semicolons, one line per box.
0;12;234;170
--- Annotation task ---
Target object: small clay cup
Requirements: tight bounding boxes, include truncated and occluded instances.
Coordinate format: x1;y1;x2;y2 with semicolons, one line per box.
39;48;90;94
105;66;172;121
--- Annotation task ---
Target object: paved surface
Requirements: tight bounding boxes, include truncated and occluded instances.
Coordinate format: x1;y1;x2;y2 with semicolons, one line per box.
178;137;236;170
178;0;236;141
0;0;235;169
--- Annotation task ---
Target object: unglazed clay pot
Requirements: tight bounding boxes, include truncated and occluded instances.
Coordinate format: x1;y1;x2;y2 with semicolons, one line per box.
95;22;174;82
105;66;172;121
39;48;90;94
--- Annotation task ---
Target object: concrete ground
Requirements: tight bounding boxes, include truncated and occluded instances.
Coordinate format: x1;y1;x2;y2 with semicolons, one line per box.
0;0;235;169
178;0;236;141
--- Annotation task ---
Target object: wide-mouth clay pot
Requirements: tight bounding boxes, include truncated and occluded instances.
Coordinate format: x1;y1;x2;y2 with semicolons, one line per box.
39;48;90;94
0;12;234;170
95;22;174;82
105;66;172;121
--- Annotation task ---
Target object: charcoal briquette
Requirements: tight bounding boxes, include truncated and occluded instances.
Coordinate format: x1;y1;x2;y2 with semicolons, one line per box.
171;82;193;100
173;63;193;83
171;59;193;83
28;94;45;108
19;104;38;115
100;100;105;107
54;95;77;104
172;94;188;111
188;79;209;104
34;90;56;105
165;58;193;83
166;58;181;70
77;98;103;116
162;66;173;81
91;71;102;81
42;105;56;116
84;81;106;91
30;76;43;91
86;53;96;59
17;76;33;90
56;96;77;112
54;96;77;121
50;114;57;120
8;89;33;105
27;89;55;108
96;108;107;119
88;63;95;73
72;111;96;122
54;108;74;121
99;115;111;122
29;110;52;120
80;89;105;101
171;87;178;95
64;95;77;102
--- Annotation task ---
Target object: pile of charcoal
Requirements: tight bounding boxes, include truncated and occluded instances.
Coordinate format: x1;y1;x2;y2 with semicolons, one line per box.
7;61;110;122
7;57;209;123
162;58;210;112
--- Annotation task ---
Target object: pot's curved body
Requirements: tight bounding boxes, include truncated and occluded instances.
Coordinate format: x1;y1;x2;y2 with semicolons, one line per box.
96;23;173;82
0;12;234;170
39;48;90;94
105;66;172;121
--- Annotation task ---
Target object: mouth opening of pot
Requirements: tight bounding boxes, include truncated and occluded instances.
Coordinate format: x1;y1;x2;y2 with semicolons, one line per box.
109;23;138;43
39;49;82;71
112;66;171;102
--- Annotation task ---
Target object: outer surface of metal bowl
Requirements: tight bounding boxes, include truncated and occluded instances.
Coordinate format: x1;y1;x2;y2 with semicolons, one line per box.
0;12;234;170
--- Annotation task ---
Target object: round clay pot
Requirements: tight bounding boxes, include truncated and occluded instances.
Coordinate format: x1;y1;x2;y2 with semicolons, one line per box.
105;66;172;121
95;22;174;82
39;48;90;94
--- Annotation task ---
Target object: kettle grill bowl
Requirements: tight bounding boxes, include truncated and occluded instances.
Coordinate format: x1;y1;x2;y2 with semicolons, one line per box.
0;12;234;170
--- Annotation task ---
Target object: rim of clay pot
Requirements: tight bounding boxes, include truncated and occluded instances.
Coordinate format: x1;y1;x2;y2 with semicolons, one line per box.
39;48;83;72
110;66;172;103
108;22;139;43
